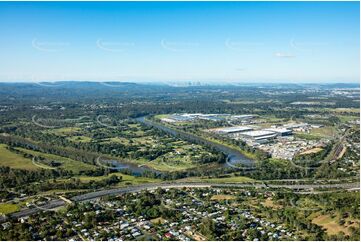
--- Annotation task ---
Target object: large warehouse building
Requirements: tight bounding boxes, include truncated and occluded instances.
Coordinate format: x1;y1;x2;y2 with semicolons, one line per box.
242;130;277;139
264;128;292;136
240;130;278;144
214;126;254;138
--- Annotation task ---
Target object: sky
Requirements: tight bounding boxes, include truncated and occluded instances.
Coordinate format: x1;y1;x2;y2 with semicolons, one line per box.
0;1;359;83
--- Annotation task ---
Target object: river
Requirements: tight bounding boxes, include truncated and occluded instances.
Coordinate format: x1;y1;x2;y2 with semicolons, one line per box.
135;116;254;169
108;116;254;175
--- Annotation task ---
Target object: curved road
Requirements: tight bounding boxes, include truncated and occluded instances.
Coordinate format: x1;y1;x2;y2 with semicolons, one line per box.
2;181;359;222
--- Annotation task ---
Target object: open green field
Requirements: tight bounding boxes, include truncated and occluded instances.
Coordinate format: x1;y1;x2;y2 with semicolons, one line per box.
107;137;130;145
311;213;359;236
130;141;219;171
47;127;82;136
333;108;360;113
0;144;39;170
46;126;94;143
63;172;161;186
337;115;359;123
200;134;258;160
43;172;160;196
309;126;336;138
294;133;320;140
154;114;170;119
0;203;20;215
66;135;92;143
131;158;197;172
14;147;96;173
211;194;237;200
177;174;254;183
100;135;155;146
257;115;288;124
294;126;336;140
305;107;360;114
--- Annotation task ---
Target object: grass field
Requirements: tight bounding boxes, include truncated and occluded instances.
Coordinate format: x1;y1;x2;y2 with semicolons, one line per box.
128;141;216;172
294;126;336;141
73;172;161;186
294;132;322;140
131;158;197;172
134;159;197;171
38;189;90;196
199;134;258;160
337;115;359;123
261;198;282;209
178;174;254;183
311;214;359;236
108;137;130;145
66;136;92;143
48;127;92;143
0;203;20;215
48;127;81;136
151;217;166;224
305;107;360;114
154;114;170;119
333;108;360;113
268;158;289;167
309;126;336;138
300;147;323;155
210;194;236;200
15;147;96;173
0;144;39;170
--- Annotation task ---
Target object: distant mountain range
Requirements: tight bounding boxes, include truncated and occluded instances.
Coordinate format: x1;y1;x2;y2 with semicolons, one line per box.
0;81;359;89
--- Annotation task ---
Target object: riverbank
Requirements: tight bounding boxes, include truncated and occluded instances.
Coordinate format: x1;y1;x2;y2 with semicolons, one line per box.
135;116;255;167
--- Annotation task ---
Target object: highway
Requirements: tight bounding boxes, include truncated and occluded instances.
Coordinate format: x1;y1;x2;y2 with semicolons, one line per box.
2;181;359;222
71;182;360;202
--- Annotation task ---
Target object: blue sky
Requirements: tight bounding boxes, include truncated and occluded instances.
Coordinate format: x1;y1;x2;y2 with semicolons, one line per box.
0;1;359;83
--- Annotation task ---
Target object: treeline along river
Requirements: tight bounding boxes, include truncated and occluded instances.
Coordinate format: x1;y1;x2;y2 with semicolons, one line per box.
135;116;255;170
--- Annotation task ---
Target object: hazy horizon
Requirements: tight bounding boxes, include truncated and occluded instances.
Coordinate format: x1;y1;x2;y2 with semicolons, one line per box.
0;80;359;86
